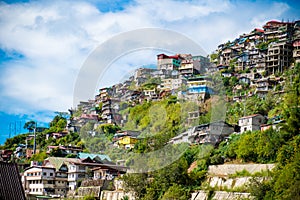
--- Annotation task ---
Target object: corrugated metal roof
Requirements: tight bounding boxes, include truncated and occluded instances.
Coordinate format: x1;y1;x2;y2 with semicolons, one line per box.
0;161;26;200
44;157;81;170
78;153;111;161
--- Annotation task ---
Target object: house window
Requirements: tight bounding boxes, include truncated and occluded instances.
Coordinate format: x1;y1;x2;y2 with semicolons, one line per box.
244;127;247;132
50;173;53;176
43;172;46;176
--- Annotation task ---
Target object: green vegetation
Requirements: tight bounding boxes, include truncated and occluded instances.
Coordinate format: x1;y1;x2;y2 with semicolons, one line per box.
1;50;299;200
122;145;213;200
47;115;67;133
210;53;219;63
121;63;300;200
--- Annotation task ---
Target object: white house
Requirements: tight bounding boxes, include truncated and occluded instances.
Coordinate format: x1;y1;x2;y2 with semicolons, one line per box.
239;114;266;133
23;166;56;196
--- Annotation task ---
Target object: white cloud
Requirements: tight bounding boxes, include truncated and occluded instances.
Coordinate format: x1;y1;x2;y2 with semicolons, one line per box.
0;0;294;118
250;2;290;27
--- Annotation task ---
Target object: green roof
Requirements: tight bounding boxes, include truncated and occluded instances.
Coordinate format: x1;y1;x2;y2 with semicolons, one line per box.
45;157;80;170
78;153;111;161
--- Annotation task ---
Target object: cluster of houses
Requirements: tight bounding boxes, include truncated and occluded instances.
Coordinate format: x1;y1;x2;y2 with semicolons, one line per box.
215;20;300;73
68;53;212;129
210;20;300;100
168;114;283;145
68;20;300;131
1;19;297;200
21;153;126;198
9;112;282;199
11;113;282;199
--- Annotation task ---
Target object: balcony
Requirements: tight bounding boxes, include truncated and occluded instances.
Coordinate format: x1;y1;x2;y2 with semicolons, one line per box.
26;176;42;180
43;184;55;189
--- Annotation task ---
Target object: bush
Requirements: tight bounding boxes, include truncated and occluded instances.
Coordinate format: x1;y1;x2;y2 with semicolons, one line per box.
83;195;96;200
161;184;189;200
209;154;224;165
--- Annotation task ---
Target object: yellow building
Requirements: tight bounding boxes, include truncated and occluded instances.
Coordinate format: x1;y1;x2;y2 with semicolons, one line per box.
117;136;138;149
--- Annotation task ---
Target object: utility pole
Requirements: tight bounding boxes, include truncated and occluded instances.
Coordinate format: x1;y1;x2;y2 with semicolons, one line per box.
33;121;37;155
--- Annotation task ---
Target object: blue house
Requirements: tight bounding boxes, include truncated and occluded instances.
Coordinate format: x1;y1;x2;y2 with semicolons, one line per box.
187;76;213;95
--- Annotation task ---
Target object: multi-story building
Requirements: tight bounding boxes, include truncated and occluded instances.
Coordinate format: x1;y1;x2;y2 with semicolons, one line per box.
157;54;182;71
293;20;300;63
214;20;298;76
253;77;279;97
266;42;293;74
219;47;238;66
178;54;205;76
67;161;88;191
248;47;267;73
186;76;213;101
44;156;111;192
161;76;187;91
263;20;294;43
23;166;56;197
192;55;211;74
96;87;121;125
169;121;234;145
235;51;249;71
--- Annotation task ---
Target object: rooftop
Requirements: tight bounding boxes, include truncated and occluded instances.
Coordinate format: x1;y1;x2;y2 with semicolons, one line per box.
78;153;111;162
0;162;26;200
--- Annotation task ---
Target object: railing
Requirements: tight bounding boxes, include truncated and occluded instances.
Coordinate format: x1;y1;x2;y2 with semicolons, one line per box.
56;174;68;178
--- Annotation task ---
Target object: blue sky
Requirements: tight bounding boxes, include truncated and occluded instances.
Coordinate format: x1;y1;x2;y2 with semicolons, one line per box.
0;0;299;144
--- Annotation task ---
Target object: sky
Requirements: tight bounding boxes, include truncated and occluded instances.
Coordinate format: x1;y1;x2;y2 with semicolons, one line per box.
0;0;299;144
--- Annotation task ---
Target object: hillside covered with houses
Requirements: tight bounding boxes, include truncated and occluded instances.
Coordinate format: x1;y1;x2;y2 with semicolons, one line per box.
1;19;300;200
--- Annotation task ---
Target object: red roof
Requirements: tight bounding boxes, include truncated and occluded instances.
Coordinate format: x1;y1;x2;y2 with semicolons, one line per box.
254;28;264;33
264;20;294;28
157;53;181;60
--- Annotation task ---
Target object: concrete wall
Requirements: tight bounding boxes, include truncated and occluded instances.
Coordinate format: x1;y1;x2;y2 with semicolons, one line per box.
77;186;101;197
208;164;275;176
101;191;135;200
207;176;265;189
191;190;251;200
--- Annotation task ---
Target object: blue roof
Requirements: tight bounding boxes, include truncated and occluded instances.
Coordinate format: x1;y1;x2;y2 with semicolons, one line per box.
78;153;111;161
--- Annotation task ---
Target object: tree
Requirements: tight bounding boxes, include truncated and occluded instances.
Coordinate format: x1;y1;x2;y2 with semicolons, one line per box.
24;121;36;132
122;173;148;199
161;184;189;200
29;152;47;162
49;147;64;157
281;63;300;136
